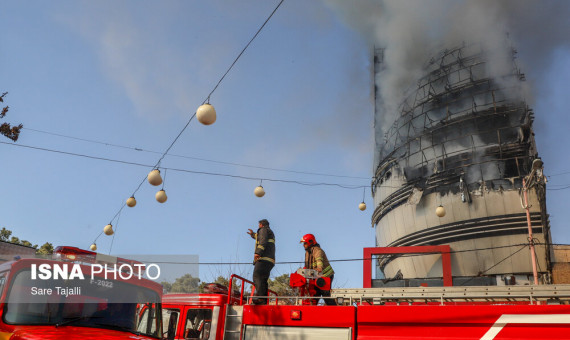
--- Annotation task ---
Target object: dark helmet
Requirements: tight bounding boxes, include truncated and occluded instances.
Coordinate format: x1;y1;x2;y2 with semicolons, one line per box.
300;234;316;246
258;219;269;227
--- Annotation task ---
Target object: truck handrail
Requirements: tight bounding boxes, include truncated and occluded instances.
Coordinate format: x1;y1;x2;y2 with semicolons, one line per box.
227;274;278;305
331;285;570;305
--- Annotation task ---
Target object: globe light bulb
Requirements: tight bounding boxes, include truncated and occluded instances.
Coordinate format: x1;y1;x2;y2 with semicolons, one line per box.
359;202;367;211
90;243;97;251
254;185;265;197
103;224;114;236
156;189;168;203
148;169;163;186
126;196;137;207
436;205;446;217
196;103;217;125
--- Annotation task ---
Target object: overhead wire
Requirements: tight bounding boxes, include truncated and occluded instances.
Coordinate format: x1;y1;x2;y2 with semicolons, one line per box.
95;0;287;250
27;125;570;184
459;244;528;286
7;137;570;193
133;243;534;266
108;209;123;255
21;127;369;180
204;0;285;103
547;185;570;191
547;170;570;177
10;138;570;193
0;141;371;189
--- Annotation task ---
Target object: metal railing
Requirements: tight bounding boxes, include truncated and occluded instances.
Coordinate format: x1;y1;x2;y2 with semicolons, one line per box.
331;285;570;306
227;274;278;305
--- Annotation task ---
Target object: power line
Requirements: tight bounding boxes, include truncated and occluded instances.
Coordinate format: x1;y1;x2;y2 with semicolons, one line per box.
28;125;570;184
9;139;570;194
380;243;533;258
547;171;570;177
12;139;570;194
205;0;285;103
22;127;369;180
133;243;534;266
0;141;370;189
547;185;570;191
98;0;287;249
459;245;527;286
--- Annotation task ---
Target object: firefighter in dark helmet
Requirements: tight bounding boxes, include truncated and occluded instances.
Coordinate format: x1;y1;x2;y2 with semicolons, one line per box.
247;219;275;305
300;233;336;305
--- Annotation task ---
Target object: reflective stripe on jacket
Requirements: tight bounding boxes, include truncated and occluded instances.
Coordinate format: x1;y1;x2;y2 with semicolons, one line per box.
304;244;334;277
254;226;275;264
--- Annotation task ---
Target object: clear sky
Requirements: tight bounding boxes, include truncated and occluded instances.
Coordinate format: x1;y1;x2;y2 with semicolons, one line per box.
1;0;569;289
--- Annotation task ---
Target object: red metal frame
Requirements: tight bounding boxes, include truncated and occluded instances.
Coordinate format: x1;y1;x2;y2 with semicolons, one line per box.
363;245;452;288
227;274;278;305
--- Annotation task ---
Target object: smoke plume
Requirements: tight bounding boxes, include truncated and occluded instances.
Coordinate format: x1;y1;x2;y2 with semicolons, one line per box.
325;0;570;147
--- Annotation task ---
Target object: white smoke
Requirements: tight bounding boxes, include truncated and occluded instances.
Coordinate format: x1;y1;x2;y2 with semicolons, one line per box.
325;0;570;142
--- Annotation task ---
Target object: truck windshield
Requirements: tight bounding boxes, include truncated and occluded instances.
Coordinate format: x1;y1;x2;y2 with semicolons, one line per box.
3;268;162;338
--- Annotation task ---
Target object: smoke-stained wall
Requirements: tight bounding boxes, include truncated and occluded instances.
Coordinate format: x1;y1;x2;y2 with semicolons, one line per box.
323;0;569;286
371;44;550;284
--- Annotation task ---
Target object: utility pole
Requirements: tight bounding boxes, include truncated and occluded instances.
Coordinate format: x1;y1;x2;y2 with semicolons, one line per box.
522;158;544;286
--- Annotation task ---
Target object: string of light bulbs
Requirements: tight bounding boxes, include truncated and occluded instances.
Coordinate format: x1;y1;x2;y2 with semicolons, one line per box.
92;0;288;253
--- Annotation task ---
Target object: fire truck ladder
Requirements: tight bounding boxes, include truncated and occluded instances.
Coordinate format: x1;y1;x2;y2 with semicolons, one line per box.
331;284;570;305
222;274;281;339
223;305;244;340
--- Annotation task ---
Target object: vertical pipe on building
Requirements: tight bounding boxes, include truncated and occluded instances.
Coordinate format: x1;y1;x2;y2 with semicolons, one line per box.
523;178;540;285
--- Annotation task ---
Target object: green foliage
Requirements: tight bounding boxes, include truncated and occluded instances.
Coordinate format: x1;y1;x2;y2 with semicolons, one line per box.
0;228;12;242
0;92;23;142
198;276;229;293
268;274;296;304
19;240;33;248
162;274;201;293
268;274;294;295
0;227;52;254
36;242;54;255
161;281;172;292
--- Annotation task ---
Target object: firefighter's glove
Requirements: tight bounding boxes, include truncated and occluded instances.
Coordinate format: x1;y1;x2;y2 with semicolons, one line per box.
254;254;261;262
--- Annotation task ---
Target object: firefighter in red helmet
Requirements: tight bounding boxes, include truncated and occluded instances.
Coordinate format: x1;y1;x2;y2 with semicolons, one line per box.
300;234;336;305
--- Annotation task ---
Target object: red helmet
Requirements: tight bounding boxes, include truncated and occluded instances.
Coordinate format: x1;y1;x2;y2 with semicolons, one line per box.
300;234;316;246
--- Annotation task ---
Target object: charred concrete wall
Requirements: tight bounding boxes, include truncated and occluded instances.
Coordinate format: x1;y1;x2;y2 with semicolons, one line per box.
372;44;550;285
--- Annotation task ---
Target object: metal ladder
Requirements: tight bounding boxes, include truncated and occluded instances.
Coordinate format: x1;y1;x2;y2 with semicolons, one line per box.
331;284;570;304
223;305;244;340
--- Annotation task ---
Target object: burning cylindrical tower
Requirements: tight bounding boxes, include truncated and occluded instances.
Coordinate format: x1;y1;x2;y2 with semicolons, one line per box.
372;43;550;286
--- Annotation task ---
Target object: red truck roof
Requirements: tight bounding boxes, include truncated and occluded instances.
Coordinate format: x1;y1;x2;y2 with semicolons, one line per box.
3;325;155;340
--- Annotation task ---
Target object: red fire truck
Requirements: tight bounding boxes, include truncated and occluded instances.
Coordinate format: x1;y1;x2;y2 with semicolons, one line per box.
161;271;570;339
0;246;163;339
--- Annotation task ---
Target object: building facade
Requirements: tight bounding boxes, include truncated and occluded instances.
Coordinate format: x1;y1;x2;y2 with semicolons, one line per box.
372;44;550;286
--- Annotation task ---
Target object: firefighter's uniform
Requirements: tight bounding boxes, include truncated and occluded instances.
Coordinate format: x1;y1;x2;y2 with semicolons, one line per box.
304;244;334;278
305;244;336;305
251;223;275;304
253;226;276;265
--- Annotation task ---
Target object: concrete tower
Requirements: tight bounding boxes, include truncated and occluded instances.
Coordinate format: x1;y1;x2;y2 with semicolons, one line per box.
372;44;550;286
